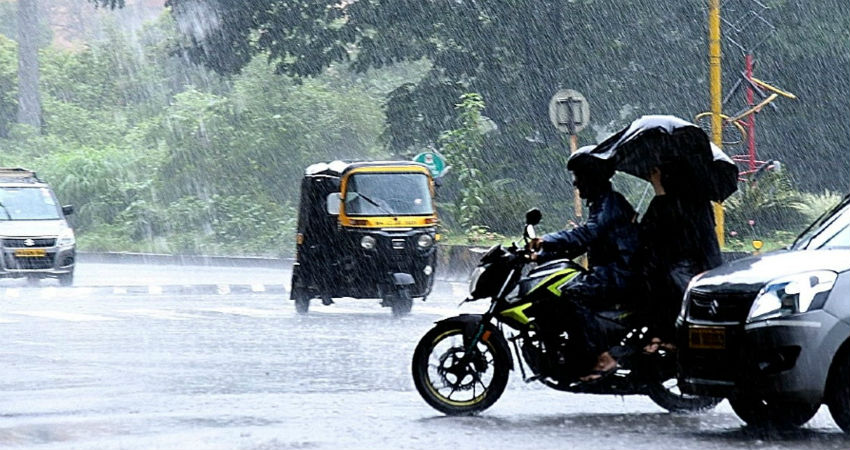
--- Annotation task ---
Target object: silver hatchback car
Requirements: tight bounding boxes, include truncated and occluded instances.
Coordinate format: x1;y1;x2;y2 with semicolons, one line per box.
677;194;849;431
0;168;76;286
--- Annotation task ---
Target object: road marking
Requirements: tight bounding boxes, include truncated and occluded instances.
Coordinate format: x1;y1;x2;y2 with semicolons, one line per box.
149;285;163;295
7;310;118;322
117;308;203;321
196;306;287;318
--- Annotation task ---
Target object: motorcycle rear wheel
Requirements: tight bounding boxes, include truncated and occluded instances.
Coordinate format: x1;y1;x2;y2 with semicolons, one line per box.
648;378;721;413
411;321;510;415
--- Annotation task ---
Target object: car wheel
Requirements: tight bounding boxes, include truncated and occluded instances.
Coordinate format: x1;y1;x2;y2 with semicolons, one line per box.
58;272;74;287
827;349;850;434
729;395;819;428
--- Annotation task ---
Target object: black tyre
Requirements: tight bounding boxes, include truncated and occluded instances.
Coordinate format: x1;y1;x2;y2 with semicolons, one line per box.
648;378;721;413
827;350;850;434
294;294;310;314
391;288;413;317
58;272;74;287
411;321;510;415
729;395;819;428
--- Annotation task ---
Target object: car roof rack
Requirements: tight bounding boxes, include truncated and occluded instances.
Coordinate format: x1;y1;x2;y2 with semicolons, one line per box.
0;168;42;183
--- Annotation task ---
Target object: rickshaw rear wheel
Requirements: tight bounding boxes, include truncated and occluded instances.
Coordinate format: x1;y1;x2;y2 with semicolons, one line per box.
294;293;311;314
390;288;413;317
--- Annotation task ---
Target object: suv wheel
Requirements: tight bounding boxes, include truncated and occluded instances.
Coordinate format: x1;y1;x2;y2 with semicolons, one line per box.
827;350;850;433
729;395;819;428
58;272;74;287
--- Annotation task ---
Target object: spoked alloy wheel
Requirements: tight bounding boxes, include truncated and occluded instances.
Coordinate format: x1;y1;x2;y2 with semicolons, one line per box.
412;322;509;415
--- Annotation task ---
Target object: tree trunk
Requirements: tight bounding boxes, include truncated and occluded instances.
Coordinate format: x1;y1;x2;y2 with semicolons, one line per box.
17;0;42;131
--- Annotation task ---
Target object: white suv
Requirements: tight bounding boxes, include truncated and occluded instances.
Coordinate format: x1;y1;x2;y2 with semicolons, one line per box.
0;168;75;286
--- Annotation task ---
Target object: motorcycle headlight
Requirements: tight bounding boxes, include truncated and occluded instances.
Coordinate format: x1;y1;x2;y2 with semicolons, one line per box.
468;266;485;296
57;226;75;247
747;270;837;322
416;233;433;248
360;235;377;250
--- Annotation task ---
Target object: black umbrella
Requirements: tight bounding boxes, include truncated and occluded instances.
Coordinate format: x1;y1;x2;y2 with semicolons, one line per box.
574;115;738;202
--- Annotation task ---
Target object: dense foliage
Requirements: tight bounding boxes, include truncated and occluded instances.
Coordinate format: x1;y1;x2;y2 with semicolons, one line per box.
0;13;409;255
0;1;845;254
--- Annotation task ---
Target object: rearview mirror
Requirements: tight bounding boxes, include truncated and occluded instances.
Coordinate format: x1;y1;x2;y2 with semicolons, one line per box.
61;205;74;216
525;224;537;240
326;193;341;215
525;208;542;226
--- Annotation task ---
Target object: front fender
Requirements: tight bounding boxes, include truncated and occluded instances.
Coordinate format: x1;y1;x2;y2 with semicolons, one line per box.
435;314;514;370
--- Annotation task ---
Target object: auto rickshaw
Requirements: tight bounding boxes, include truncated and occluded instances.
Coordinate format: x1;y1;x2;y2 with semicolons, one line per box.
290;160;439;316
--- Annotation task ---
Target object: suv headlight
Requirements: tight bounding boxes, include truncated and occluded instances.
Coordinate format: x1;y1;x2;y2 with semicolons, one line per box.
57;226;75;247
747;270;837;322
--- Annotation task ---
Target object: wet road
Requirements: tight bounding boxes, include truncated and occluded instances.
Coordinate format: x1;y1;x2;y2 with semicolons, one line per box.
0;264;846;449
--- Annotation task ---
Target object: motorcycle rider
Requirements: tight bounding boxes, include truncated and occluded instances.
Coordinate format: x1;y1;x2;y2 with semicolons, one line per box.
529;151;639;380
586;162;724;379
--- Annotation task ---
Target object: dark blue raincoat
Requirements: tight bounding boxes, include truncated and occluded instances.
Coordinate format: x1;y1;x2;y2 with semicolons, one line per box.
538;186;640;308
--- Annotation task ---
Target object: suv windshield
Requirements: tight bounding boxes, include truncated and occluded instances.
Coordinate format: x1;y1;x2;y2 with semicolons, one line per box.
0;187;62;220
791;195;850;250
344;173;433;216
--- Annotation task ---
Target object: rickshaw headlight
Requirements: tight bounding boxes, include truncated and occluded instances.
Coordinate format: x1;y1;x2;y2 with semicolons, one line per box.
417;234;434;248
360;235;377;250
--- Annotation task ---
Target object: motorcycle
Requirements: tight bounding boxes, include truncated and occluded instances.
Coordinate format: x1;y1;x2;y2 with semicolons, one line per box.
411;208;721;415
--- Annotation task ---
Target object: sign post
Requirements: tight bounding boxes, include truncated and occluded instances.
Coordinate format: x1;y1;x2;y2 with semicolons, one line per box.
549;89;590;220
413;151;449;178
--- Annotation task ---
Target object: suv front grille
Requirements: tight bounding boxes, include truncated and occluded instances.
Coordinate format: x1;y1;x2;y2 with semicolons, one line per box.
3;238;56;248
687;291;758;323
4;252;56;269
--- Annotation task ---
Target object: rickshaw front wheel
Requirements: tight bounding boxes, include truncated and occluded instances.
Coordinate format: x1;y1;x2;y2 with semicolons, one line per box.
390;288;413;317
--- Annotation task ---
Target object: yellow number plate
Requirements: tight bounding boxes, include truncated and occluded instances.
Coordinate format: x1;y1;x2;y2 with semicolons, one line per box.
14;248;46;257
688;326;726;350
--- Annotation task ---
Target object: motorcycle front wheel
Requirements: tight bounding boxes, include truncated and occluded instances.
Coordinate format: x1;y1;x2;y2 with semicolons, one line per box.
411;321;510;415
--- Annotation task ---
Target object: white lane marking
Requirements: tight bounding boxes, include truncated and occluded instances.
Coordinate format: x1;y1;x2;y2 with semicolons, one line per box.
7;310;118;322
117;308;203;321
75;287;95;297
196;306;286;318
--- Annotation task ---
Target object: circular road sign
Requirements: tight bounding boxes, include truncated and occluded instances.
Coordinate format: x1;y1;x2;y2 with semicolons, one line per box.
549;89;590;134
413;151;448;178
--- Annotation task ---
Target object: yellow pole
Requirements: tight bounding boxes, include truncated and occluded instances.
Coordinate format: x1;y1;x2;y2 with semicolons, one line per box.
709;0;725;247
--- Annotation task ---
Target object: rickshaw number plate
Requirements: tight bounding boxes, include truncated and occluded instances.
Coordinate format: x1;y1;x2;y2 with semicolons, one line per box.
15;248;46;257
689;326;726;350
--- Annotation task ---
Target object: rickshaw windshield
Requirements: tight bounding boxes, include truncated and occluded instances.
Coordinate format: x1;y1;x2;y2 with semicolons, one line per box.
344;172;433;216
